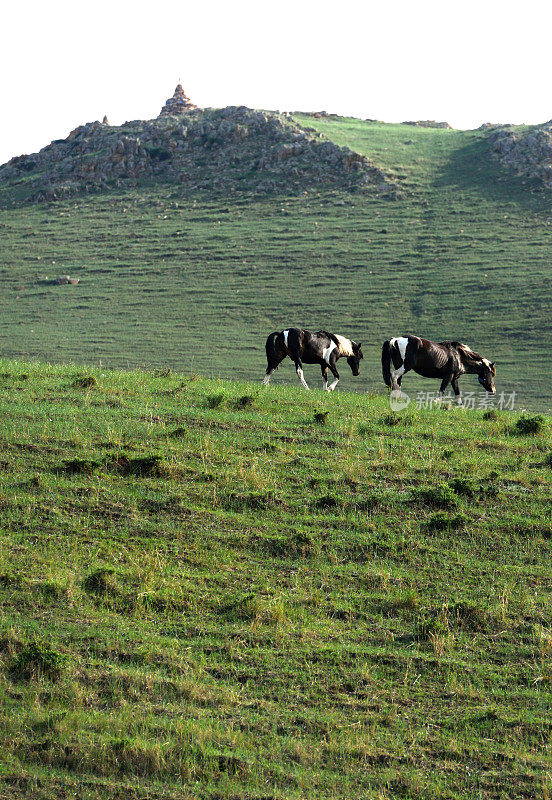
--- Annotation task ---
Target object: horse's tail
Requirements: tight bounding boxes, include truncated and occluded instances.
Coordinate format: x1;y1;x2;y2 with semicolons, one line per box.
382;339;393;388
265;331;281;369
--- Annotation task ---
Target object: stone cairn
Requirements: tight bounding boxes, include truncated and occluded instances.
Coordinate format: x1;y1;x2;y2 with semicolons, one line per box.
159;84;197;116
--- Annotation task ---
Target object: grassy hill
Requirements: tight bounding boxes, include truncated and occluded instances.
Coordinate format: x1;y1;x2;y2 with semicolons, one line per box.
1;360;552;799
0;116;551;411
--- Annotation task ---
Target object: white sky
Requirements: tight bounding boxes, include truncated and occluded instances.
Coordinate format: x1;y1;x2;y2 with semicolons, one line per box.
1;0;551;165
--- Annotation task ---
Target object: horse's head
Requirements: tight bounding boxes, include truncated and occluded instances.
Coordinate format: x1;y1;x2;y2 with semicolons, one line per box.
477;360;496;393
347;342;363;377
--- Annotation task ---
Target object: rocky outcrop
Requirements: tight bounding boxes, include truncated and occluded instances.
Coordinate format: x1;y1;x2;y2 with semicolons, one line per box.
487;123;552;188
300;111;338;119
402;120;452;129
0;107;395;202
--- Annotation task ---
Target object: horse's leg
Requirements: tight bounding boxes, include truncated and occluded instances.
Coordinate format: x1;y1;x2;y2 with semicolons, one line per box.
394;340;420;391
286;331;309;390
390;365;408;391
437;374;452;402
390;364;405;390
451;376;462;406
263;350;285;386
295;360;310;390
321;364;329;391
391;338;417;390
263;335;286;386
328;362;340;391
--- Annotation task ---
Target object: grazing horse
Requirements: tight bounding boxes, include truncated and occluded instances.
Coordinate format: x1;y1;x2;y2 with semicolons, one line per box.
382;336;496;404
263;328;363;391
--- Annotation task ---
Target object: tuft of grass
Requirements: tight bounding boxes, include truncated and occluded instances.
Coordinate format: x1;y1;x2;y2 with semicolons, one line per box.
381;412;413;426
388;588;420;611
423;511;468;531
413;483;458;509
168;426;187;438
225;491;278;511
9;641;68;682
234;394;256;409
206;393;226;409
59;457;100;475
108;453;165;477
417;602;492;641
448;477;477;498
512;414;547;435
73;375;97;388
82;568;119;595
315;494;340;509
260;531;319;558
217;592;259;621
0;573;24;588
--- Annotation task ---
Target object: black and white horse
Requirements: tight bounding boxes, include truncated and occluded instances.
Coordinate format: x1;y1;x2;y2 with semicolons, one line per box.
382;335;496;404
264;328;363;391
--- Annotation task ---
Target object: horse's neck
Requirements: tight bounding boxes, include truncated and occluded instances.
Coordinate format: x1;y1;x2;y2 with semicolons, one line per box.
459;352;482;373
455;344;483;373
333;334;354;357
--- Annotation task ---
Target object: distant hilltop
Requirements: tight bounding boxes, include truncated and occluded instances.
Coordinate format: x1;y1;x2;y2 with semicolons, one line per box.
401;120;452;129
0;85;397;203
4;82;551;203
299;112;452;129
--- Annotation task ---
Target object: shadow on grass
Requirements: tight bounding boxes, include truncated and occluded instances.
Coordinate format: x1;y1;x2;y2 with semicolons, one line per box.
435;134;548;211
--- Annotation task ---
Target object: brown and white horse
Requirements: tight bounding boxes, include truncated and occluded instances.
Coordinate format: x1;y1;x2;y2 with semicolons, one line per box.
264;328;363;391
382;335;496;404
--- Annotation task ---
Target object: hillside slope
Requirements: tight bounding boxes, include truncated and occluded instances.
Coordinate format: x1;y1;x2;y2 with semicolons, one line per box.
1;361;552;799
0;116;551;409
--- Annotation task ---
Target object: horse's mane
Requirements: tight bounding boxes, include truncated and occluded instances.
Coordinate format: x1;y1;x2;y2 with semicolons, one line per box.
315;330;338;346
318;331;355;357
316;330;358;357
446;341;484;363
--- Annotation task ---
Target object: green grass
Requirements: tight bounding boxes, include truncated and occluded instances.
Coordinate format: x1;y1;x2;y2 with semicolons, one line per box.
1;118;551;409
1;360;552;798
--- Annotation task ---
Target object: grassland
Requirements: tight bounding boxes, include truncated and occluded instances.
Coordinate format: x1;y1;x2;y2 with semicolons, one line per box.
1;118;551;409
1;360;552;799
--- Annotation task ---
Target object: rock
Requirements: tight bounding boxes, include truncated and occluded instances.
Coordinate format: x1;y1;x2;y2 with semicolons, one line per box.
53;275;79;285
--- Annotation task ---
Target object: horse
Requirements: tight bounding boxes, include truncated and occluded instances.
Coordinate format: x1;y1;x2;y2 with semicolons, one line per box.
382;335;496;404
263;328;363;391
